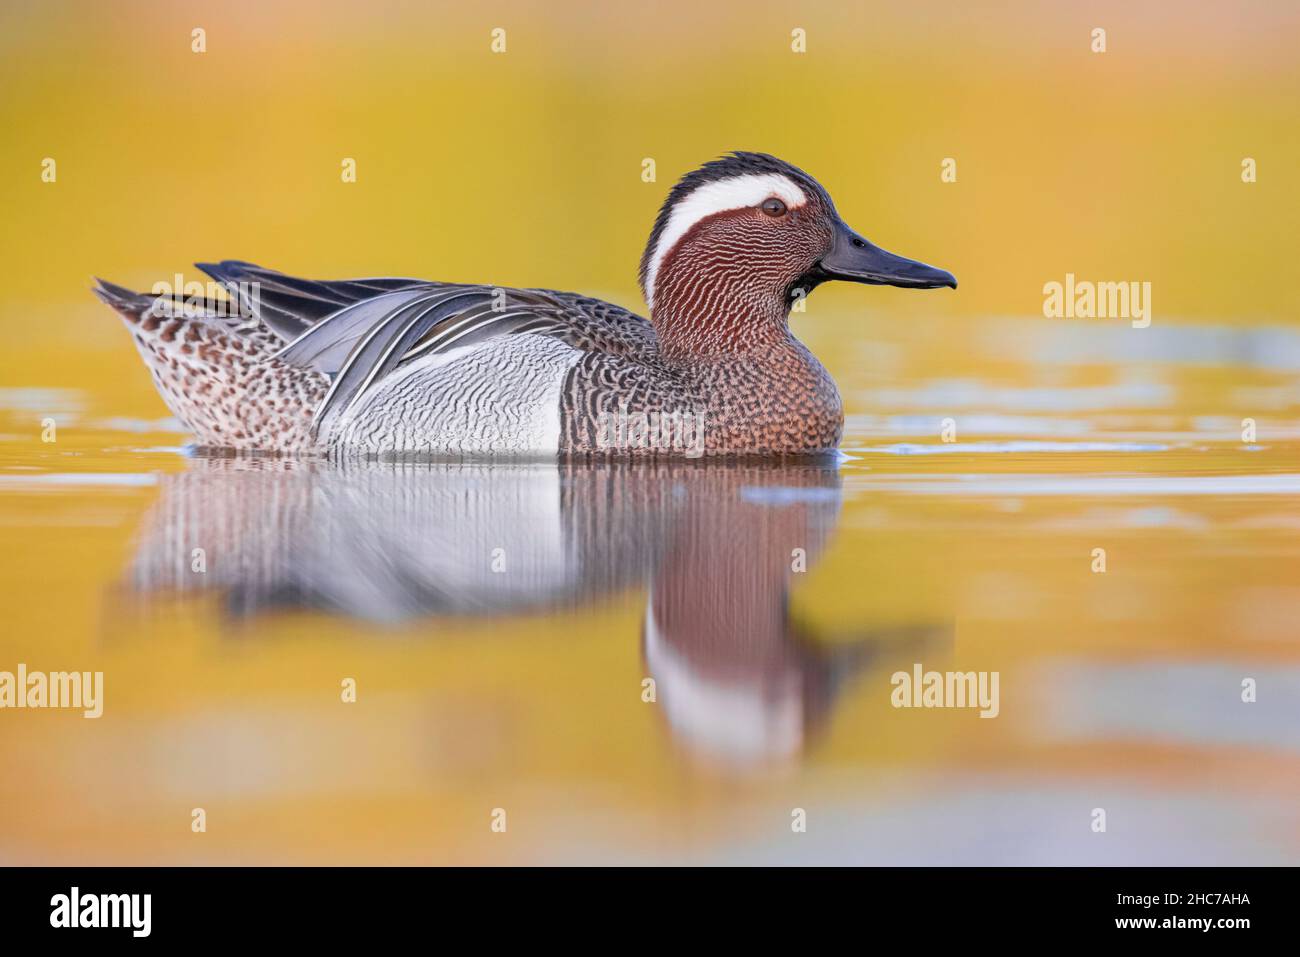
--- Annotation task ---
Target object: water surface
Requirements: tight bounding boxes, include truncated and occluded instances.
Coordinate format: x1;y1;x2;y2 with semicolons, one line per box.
1;312;1297;864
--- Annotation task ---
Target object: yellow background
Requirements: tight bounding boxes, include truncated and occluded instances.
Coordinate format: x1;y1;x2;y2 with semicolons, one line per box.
0;1;1297;864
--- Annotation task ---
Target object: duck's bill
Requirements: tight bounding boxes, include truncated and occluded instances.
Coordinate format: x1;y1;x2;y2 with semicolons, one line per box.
805;221;957;290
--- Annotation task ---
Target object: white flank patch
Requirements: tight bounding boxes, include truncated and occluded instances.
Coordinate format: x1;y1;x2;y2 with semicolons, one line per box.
645;173;807;307
326;334;581;455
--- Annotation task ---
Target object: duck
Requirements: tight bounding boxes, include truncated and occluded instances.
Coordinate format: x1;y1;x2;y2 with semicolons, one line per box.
94;151;955;458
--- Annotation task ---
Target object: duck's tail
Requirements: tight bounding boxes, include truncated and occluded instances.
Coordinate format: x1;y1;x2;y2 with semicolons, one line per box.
93;276;328;453
91;277;158;316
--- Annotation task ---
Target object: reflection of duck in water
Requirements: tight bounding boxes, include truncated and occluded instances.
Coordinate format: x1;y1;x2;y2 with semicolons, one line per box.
125;456;668;620
123;457;947;767
639;468;946;770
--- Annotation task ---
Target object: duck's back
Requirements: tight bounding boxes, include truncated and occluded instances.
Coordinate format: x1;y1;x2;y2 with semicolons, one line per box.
96;261;660;456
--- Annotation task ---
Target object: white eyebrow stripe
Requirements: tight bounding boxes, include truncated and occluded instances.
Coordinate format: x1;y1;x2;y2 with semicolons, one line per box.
645;173;807;307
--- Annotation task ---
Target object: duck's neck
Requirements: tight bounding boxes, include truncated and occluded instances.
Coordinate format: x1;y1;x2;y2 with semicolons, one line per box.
650;265;792;362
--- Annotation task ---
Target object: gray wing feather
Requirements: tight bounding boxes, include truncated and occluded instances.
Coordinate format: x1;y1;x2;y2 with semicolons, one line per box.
402;299;568;361
310;291;545;432
310;291;458;432
273;287;464;375
196;260;428;341
299;289;577;433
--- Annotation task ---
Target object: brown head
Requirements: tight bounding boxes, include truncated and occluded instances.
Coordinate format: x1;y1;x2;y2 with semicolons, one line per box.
639;152;956;360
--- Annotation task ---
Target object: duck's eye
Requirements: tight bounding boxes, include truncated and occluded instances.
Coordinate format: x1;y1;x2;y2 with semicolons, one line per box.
760;197;787;217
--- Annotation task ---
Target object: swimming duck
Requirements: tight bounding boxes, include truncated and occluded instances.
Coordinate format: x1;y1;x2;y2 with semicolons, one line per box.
95;151;955;457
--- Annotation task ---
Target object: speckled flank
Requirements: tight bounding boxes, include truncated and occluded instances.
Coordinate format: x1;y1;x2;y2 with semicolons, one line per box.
559;339;842;458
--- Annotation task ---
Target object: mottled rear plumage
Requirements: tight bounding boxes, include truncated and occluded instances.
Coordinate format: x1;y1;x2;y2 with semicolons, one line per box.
93;277;327;451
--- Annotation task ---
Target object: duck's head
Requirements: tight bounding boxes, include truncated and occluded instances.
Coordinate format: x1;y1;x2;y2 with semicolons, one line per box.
639;151;955;355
